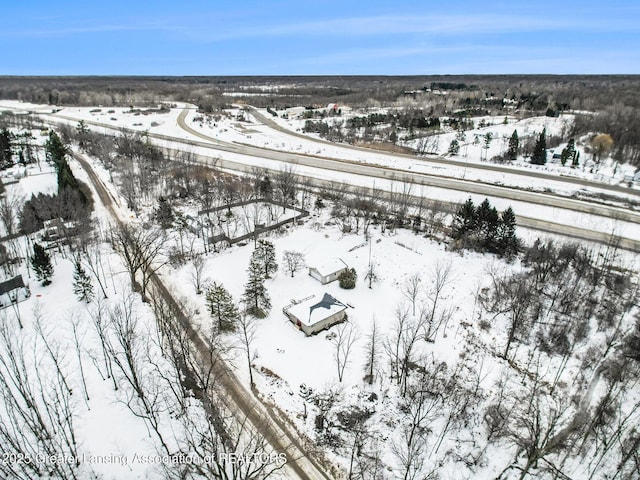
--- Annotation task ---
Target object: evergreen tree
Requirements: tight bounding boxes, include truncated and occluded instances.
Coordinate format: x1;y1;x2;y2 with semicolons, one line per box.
253;239;277;279
560;138;575;166
497;207;519;258
56;159;79;192
507;129;519;161
242;257;271;318
73;261;94;303
0;128;13;169
531;128;547;165
452;198;476;239
206;282;240;332
76;120;90;149
476;199;500;251
31;242;54;286
155;196;174;229
45;130;67;167
447;139;460;155
258;175;273;198
338;268;357;289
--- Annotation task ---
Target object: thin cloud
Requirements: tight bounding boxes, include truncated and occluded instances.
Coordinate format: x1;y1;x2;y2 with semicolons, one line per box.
2;22;172;38
185;12;640;42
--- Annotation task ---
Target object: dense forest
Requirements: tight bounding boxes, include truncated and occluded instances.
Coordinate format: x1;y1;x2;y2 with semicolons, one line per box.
4;75;637;164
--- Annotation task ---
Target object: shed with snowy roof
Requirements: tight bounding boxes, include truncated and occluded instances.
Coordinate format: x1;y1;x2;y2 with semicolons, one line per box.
0;275;30;309
308;258;348;285
284;293;348;335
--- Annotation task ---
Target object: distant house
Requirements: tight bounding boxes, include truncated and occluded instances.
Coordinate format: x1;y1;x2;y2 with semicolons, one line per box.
284;293;348;335
624;171;640;184
284;107;306;119
0;275;30;309
43;218;78;242
308;258;348;284
43;218;64;240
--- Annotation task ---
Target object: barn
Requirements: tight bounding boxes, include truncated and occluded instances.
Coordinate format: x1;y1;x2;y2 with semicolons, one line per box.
284;293;348;336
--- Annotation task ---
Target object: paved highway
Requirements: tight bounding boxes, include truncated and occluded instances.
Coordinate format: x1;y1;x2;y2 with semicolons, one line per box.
247;106;640;199
174;109;640;225
33;105;640;251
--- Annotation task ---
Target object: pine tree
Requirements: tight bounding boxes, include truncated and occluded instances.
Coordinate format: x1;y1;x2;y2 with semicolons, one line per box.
507;129;519;161
253;239;277;279
338;268;357;289
155;196;174;229
452;198;476;240
476;199;500;251
531;128;547;165
0;128;13;169
561;138;575;166
45;130;67;167
258;175;273;198
73;261;94;303
242;257;271;318
31;242;54;286
206;282;240;332
448;139;460;155
497;207;519;258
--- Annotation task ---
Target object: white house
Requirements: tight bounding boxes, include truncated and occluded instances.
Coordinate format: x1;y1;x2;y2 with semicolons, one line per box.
0;275;30;309
308;258;348;284
284;293;348;335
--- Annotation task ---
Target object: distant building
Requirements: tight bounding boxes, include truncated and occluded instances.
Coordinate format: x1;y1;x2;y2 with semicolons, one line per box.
308;258;348;284
284;293;348;335
284;107;306;119
0;275;30;309
43;218;78;242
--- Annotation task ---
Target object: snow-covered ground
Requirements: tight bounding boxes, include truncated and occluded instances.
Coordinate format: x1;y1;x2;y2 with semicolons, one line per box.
0;117;637;479
2;100;638;204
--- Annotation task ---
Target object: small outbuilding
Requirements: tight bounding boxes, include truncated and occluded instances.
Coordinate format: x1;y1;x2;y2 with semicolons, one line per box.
0;275;30;309
308;258;348;285
284;293;348;335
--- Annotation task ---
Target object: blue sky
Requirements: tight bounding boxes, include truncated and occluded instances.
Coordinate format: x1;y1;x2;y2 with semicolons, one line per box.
2;0;639;75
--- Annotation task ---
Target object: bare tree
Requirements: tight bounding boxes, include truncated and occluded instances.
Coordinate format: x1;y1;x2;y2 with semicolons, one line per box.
104;295;172;455
402;273;422;316
282;250;306;278
333;321;359;383
363;319;381;385
275;164;299;206
482;270;536;360
392;372;444;480
0;313;84;480
425;259;453;330
189;255;207;294
0;192;22;236
237;311;257;387
385;305;426;395
364;262;379;289
110;223;168;300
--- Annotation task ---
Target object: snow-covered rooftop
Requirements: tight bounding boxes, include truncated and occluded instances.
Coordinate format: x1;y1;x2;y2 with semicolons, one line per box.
309;258;348;277
286;293;347;327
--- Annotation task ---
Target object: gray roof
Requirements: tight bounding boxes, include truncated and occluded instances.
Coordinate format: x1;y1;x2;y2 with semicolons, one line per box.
0;275;25;296
309;293;346;316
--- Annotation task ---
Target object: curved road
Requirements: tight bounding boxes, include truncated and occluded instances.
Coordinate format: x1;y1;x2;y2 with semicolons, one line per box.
175;109;640;225
40;107;640;251
247;106;640;199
